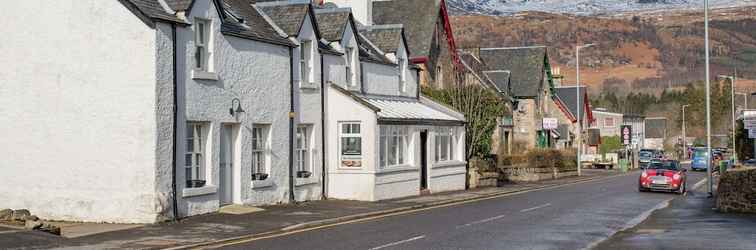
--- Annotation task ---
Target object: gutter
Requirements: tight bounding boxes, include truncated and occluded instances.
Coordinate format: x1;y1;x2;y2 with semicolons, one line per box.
320;55;327;199
170;23;180;221
288;47;296;204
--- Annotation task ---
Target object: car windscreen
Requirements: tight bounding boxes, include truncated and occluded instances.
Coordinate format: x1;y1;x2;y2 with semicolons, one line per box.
647;161;679;170
693;150;708;158
640;152;653;158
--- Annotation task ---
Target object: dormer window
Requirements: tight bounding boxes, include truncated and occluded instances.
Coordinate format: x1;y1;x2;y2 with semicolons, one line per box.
300;40;313;84
194;18;211;71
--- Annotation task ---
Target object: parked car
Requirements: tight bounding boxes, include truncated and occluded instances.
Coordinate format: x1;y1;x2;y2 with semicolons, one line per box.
639;149;655;169
691;148;709;171
638;160;687;194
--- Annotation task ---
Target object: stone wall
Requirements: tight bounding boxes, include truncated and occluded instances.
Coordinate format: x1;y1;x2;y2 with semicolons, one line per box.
500;164;578;182
716;167;756;213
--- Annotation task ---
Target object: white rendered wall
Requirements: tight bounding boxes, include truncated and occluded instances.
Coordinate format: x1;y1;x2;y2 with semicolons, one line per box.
427;126;467;193
0;0;164;223
325;21;361;92
178;1;293;216
326;85;378;200
325;0;372;25
292;13;324;201
361;36;416;98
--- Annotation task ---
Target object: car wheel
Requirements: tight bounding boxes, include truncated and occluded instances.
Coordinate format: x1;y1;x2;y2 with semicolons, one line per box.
677;182;685;195
638;186;645;192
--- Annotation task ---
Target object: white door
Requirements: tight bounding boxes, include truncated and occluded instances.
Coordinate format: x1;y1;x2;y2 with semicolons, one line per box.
219;125;234;205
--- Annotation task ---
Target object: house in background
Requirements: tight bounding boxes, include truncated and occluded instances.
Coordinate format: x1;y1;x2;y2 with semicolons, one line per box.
478;46;553;151
623;114;646;150
645;117;668;150
458;51;514;155
590;109;624;138
551;86;595;151
330;0;461;88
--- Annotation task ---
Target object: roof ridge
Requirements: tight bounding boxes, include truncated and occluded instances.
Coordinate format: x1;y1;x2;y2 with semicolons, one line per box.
313;7;353;14
359;24;404;30
254;1;309;7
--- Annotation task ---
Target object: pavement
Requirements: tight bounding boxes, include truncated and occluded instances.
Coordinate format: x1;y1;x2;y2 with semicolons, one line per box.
0;169;623;250
596;174;756;250
207;170;706;250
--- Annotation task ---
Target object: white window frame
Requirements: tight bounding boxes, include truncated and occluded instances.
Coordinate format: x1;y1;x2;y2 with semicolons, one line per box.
398;57;406;92
194;18;212;72
435;127;455;162
251;125;270;177
296;125;312;174
339;122;362;165
185;123;207;186
345;47;355;87
379;126;408;168
604;117;615;128
300;40;312;85
436;65;443;87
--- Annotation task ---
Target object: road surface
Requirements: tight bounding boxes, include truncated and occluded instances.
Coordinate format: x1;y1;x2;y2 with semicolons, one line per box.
214;170;706;250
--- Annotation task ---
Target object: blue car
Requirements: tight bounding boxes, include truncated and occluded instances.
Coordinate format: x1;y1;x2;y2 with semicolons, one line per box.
691;148;709;171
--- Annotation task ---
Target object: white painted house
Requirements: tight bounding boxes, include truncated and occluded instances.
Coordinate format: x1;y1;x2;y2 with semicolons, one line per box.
0;0;466;223
315;9;468;201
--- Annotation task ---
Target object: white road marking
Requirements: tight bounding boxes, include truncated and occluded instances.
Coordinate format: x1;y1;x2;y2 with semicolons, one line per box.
369;235;426;250
457;214;508;228
520;203;552;213
692;178;707;190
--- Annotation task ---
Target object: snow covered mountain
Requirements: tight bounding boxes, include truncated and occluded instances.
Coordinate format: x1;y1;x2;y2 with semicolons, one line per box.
447;0;756;16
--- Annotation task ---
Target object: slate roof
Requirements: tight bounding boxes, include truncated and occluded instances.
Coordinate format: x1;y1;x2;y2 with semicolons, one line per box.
313;8;352;42
372;0;442;58
357;33;395;65
219;0;294;46
645;118;667;139
358;25;403;54
257;3;310;37
123;0;187;24
479;46;548;98
164;0;193;11
586;128;602;146
483;71;511;94
554;86;590;122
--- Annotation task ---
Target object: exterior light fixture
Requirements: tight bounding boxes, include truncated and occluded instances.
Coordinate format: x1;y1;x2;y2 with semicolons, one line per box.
230;98;245;116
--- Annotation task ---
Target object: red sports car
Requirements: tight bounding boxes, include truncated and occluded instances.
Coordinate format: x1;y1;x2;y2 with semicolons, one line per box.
638;160;687;194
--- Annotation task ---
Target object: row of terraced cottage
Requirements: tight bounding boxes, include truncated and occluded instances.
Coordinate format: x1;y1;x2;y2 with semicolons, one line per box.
0;0;473;223
1;0;598;224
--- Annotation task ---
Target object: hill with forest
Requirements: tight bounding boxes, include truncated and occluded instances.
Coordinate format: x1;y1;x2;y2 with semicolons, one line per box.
450;6;756;138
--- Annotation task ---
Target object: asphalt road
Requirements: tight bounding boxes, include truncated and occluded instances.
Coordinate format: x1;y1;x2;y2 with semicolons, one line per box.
216;170;706;250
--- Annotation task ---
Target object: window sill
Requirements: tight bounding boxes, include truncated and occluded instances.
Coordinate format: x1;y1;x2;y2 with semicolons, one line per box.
182;185;217;198
376;164;417;174
295;176;319;186
251;179;275;189
432;160;467;169
191;69;218;81
300;81;318;89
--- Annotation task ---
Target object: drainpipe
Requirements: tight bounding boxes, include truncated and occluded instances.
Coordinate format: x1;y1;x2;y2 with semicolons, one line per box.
170;23;179;221
289;47;296;204
320;55;327;199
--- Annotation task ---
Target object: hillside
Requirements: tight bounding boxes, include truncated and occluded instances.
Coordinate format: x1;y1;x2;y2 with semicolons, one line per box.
447;0;756;16
451;7;756;95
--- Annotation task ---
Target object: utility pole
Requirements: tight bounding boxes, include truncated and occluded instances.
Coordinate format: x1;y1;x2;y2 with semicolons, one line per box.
682;104;690;159
576;43;594;177
704;0;713;197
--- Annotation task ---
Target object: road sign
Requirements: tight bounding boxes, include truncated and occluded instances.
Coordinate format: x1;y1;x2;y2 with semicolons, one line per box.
621;125;632;145
543;118;558;130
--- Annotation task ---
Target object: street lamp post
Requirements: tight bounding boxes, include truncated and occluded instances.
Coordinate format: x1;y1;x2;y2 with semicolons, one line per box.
576;43;595;177
704;0;713;197
682;104;690;159
718;74;738;163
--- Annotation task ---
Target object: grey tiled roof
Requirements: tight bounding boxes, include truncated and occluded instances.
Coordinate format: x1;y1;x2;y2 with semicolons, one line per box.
357;33;395;65
220;0;294;46
483;71;511;94
124;0;186;24
313;9;351;42
479;46;548;98
358;25;403;54
164;0;193;11
258;3;310;37
645;118;667;139
554;86;588;120
372;0;442;58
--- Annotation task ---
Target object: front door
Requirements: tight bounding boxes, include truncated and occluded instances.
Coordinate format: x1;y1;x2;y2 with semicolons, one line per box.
420;130;428;190
219;124;235;205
